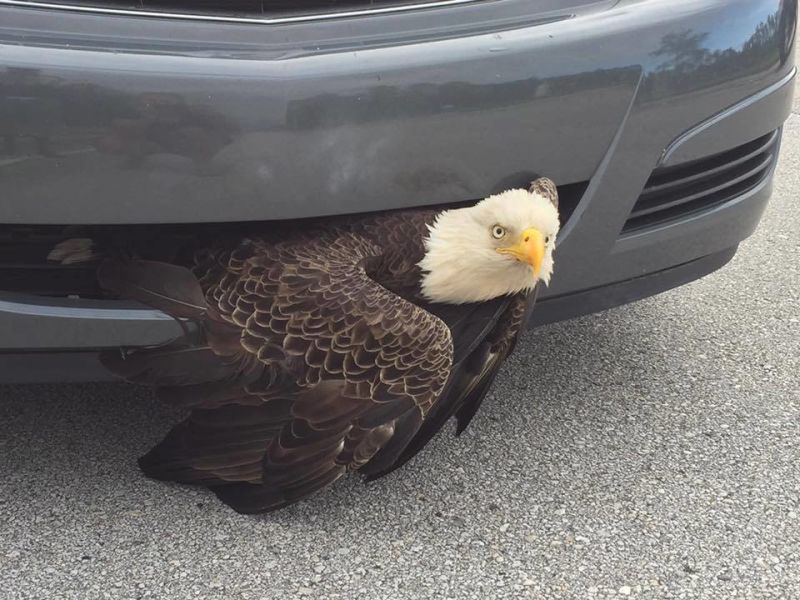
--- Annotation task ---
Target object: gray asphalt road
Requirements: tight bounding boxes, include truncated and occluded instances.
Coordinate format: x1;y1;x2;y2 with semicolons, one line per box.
2;123;800;600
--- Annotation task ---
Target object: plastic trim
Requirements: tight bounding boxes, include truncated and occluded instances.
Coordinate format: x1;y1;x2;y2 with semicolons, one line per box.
0;0;486;24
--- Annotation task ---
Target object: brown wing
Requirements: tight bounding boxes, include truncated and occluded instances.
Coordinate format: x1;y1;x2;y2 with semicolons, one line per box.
529;177;559;208
348;209;437;294
103;230;453;513
362;290;534;480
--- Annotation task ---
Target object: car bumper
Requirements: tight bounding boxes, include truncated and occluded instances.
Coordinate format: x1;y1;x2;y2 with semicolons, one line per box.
0;0;796;381
0;245;739;383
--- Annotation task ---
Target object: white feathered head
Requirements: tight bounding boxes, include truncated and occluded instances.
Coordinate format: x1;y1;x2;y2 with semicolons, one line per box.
420;177;560;304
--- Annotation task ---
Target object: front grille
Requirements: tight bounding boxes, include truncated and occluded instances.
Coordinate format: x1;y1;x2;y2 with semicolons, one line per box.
0;224;201;298
0;226;103;297
622;130;779;234
0;180;586;299
554;180;588;228
3;0;477;20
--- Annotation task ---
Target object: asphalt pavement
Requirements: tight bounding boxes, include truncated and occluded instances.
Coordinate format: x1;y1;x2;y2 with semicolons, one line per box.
2;117;800;600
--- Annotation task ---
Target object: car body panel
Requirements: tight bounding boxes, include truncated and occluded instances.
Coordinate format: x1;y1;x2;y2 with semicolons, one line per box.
0;0;796;381
0;0;792;226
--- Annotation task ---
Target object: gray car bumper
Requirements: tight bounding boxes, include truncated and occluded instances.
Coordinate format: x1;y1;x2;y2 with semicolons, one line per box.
0;0;796;381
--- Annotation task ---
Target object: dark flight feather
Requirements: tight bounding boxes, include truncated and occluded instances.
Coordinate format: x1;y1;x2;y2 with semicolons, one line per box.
99;344;249;387
97;259;206;318
425;296;511;363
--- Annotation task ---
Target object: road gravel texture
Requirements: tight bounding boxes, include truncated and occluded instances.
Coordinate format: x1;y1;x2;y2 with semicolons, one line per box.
2;101;800;600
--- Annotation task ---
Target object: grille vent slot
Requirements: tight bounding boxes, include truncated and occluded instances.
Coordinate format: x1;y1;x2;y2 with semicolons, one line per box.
623;130;779;233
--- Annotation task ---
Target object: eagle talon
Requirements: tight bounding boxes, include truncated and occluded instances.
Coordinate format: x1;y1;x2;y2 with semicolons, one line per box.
47;238;98;265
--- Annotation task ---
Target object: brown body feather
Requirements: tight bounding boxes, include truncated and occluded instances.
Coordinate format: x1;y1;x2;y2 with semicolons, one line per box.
99;210;535;513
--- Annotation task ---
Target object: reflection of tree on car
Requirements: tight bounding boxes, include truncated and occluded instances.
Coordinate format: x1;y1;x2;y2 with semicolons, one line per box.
96;93;237;170
284;68;635;130
0;67;145;158
779;0;797;64
0;67;61;156
644;6;790;99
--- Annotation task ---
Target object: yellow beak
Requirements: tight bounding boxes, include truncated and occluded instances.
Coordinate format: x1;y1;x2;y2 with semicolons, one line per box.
496;228;546;275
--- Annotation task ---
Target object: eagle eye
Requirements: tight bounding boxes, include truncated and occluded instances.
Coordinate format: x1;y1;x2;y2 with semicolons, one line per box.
544;235;551;245
491;225;506;239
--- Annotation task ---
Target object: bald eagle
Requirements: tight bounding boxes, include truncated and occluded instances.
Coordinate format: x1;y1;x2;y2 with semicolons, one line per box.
54;178;559;513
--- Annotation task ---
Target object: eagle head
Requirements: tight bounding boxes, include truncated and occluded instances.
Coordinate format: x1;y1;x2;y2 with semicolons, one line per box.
419;178;560;304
